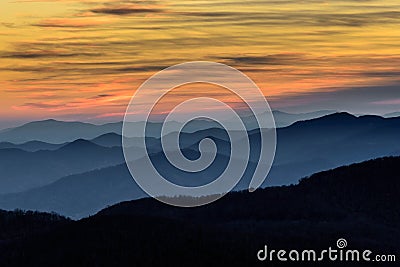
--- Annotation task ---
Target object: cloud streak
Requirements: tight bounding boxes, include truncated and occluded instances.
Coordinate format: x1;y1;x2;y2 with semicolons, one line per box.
269;84;400;114
33;18;114;28
1;0;400;123
91;6;164;15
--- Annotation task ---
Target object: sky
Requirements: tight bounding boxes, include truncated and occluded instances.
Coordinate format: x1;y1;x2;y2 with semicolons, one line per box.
0;0;400;128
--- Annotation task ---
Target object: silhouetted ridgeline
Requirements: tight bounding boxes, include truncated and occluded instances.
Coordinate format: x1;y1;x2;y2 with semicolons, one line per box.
0;210;68;240
0;157;399;266
1;113;400;219
0;110;336;144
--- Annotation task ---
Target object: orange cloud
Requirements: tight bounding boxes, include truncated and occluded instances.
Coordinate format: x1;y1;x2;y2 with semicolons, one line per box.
34;17;114;28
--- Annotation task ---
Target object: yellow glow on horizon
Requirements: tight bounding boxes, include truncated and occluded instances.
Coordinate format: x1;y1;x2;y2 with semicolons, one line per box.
0;0;399;121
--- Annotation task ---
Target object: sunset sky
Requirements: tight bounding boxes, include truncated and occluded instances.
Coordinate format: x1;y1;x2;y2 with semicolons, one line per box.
1;0;400;128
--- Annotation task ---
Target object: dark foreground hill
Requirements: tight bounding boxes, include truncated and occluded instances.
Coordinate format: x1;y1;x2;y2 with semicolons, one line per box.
0;157;399;266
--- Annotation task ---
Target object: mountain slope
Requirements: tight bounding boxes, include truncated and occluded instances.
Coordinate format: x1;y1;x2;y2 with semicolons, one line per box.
0;150;258;218
0;141;65;152
266;113;400;185
99;156;400;225
0;164;143;219
272;109;337;127
0;140;125;194
1;112;399;215
0;156;399;267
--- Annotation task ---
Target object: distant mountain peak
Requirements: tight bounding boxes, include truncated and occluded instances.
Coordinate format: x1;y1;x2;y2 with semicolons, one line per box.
39;119;58;123
272;109;337;116
26;119;64;125
60;139;101;150
322;112;357;119
94;133;121;139
287;112;356;128
358;114;385;120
